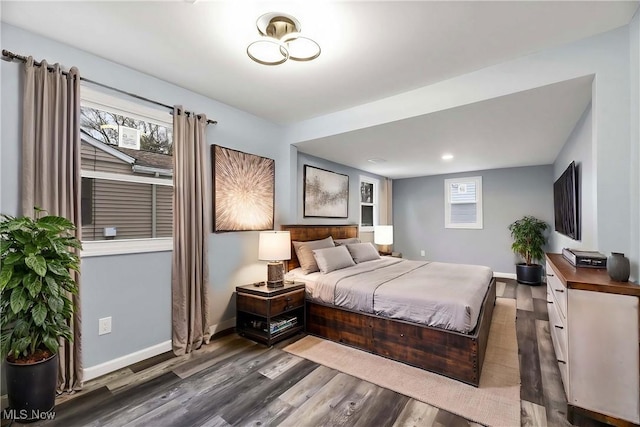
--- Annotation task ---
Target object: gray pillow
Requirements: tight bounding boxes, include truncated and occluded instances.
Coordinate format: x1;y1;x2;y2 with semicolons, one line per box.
312;246;356;274
346;242;381;263
334;237;361;246
292;236;335;274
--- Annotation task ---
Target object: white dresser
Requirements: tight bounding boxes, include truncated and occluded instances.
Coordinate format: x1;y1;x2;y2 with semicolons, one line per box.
546;253;640;425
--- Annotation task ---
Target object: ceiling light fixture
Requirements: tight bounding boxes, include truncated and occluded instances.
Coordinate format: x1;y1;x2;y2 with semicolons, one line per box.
441;153;454;160
247;12;321;66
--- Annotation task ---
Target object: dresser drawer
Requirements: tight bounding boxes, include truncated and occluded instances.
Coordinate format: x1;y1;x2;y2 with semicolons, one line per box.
548;294;568;363
237;289;304;317
548;294;569;399
558;354;569;400
546;261;567;319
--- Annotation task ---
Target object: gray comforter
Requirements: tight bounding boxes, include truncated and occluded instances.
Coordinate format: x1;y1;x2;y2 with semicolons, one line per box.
309;258;493;333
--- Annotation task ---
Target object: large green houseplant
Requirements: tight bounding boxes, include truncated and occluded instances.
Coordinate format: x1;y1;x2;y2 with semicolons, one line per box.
0;208;80;421
508;215;548;285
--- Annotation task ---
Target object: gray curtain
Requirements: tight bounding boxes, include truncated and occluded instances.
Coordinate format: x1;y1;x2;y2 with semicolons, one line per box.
171;107;211;355
21;57;83;392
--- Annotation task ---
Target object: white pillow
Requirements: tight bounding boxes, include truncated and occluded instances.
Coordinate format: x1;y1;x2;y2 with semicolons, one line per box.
292;236;335;274
334;237;361;246
346;242;381;263
312;246;356;274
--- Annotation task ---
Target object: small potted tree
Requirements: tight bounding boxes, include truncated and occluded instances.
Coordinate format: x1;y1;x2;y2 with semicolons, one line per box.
0;208;80;422
508;215;548;285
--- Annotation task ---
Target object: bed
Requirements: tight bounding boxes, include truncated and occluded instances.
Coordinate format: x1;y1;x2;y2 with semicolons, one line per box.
281;224;496;387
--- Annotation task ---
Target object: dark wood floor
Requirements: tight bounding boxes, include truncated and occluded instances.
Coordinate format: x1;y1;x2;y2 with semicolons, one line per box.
4;279;608;427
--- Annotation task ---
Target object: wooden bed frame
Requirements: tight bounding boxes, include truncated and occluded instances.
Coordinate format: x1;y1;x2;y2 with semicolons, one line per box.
281;224;496;387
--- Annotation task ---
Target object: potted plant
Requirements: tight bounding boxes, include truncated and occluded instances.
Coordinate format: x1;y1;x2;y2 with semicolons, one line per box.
0;208;80;422
508;215;548;285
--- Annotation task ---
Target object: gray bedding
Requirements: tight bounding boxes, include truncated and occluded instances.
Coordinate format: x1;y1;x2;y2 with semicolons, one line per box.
308;258;493;333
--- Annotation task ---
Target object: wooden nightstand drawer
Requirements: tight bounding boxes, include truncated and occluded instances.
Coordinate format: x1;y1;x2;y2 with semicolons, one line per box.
270;289;305;316
237;289;304;317
237;293;266;316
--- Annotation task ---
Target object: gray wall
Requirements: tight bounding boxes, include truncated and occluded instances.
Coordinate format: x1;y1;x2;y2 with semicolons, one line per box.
0;23;290;369
393;166;554;274
630;10;640;282
589;27;632;269
550;103;595;254
81;253;172;366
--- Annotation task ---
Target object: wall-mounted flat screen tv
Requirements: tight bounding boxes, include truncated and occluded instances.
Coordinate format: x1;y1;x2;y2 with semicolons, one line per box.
553;161;580;240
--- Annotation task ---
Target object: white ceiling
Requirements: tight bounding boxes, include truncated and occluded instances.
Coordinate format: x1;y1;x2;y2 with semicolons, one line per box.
1;1;637;178
295;75;594;179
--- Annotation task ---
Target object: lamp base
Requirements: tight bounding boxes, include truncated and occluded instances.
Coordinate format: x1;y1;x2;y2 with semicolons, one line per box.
377;244;393;254
267;281;284;288
267;262;284;288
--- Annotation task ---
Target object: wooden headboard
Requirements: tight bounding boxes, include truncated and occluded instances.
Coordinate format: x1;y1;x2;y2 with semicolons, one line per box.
280;224;358;272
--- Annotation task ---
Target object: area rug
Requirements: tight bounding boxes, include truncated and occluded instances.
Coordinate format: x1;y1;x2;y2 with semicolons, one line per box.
284;298;520;427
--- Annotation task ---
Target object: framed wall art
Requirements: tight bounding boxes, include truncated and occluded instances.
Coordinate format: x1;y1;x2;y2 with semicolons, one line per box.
212;145;274;232
303;165;349;218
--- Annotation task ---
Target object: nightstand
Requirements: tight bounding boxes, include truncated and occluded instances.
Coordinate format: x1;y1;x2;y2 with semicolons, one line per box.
235;282;305;346
379;251;402;258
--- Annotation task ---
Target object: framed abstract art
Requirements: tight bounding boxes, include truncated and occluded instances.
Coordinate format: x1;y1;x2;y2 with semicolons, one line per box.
212;145;275;232
303;165;349;218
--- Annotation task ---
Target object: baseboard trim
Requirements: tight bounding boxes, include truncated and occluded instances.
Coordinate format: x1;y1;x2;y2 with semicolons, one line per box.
209;317;236;337
494;272;517;280
83;318;237;382
83;340;172;382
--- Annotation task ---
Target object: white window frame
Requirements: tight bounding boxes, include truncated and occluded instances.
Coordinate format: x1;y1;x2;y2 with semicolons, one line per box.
359;176;380;232
82;86;172;128
80;86;173;257
444;176;483;229
81;170;172;187
81;238;173;258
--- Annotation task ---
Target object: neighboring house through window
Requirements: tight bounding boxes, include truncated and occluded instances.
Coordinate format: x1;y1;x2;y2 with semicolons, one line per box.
444;176;483;229
80;87;174;256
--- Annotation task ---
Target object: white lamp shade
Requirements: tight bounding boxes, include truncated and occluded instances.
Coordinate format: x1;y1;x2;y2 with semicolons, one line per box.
374;225;394;245
258;231;291;261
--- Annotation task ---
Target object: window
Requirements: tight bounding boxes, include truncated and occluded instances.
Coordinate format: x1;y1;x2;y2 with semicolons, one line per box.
360;176;379;231
80;87;174;256
444;176;483;229
81;177;93;226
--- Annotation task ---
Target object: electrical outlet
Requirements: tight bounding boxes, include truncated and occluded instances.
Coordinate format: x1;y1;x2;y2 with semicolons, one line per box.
98;317;112;335
420;250;426;257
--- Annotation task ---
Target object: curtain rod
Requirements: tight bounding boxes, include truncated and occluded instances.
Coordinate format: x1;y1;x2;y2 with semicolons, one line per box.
2;49;218;125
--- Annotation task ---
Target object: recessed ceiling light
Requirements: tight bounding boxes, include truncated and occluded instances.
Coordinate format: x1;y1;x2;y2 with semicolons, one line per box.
367;158;387;164
441;153;454;160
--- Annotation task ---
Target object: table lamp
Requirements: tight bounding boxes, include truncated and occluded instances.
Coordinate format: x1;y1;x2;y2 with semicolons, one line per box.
374;225;393;255
258;231;291;288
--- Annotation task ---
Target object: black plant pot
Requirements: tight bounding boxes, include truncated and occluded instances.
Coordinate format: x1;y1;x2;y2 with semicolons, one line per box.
6;352;58;423
516;263;543;285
